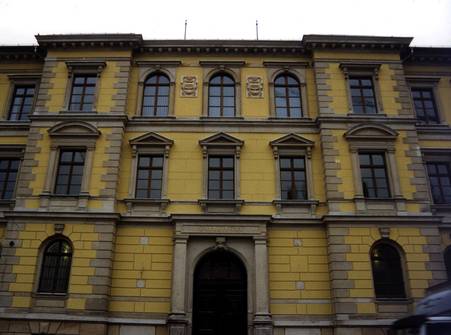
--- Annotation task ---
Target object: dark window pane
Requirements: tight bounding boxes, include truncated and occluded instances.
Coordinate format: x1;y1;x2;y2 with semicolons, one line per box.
86;77;97;85
135;155;164;199
70;75;97;111
137;170;149;179
275;87;285;97
156;107;168;116
209;86;221;96
223;170;234;180
223;97;234;107
412;88;439;123
209;157;220;168
0;158;19;199
208;155;235;199
359;152;390;199
82;104;93;112
222;191;234;199
209;190;220;199
223;181;234;190
208;73;236;117
54;150;85;195
150;189;161;198
426;162;451;204
139;156;151;167
223;86;235;97
38;240;72;293
209;171;220;180
288;87;300;97
153;157;163;167
8;85;35;120
280;158;290;169
279;156;307;200
222;107;235;117
274;73;303;118
222;158;234;168
209;180;220;190
275;108;288;118
350;76;377;114
371;244;406;298
275;98;287;107
209;97;220;107
208;107;220;117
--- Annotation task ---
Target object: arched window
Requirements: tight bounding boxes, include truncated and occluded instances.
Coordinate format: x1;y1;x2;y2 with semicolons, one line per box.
371;242;406;299
274;73;302;118
444;246;451;281
142;72;170;117
208;73;235;117
38;239;72;293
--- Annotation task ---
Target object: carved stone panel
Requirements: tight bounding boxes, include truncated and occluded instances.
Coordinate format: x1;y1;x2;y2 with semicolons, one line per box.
246;76;263;98
180;76;198;97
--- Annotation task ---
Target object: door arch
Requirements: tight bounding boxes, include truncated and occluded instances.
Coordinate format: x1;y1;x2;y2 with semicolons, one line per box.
192;249;247;335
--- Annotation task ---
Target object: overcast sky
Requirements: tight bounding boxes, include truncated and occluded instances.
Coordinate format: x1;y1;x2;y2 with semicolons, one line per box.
0;0;450;46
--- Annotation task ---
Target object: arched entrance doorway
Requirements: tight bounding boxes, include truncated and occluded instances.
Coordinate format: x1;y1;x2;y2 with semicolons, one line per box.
192;249;247;335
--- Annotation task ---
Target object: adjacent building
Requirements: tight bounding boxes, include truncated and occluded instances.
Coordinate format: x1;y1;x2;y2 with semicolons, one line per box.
0;33;450;335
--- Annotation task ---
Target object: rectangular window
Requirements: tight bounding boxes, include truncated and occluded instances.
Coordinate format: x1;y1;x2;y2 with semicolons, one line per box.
8;85;35;120
350;76;377;114
280;157;307;200
208;156;234;199
69;74;97;111
135;155;164;199
359;152;390;198
411;87;439;123
54;149;86;195
426;162;451;204
0;158;20;199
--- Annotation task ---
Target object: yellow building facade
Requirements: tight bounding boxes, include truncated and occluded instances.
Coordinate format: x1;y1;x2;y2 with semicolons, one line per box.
0;34;450;335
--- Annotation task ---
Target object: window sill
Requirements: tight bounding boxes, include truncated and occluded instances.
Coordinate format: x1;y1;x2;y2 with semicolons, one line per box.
431;203;451;213
375;298;413;315
32;292;68;309
198;199;244;214
354;196;406;214
268;117;313;121
416;123;451;132
200;116;244;120
39;192;90;210
346;112;386;118
0;120;31;130
273;199;318;215
59;110;97;114
132;115;176;120
33;292;68;299
124;198;170;214
0;199;15;211
375;298;411;304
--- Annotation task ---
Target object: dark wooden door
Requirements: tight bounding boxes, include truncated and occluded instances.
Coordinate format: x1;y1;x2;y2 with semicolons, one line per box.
192;250;247;335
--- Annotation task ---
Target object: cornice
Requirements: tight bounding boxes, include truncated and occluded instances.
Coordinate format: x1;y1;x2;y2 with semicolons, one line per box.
0;45;45;61
302;34;413;51
35;33;143;48
139;40;306;55
404;47;451;64
0;34;449;60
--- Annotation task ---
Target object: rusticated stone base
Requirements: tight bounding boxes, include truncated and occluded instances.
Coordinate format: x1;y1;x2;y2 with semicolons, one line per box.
0;319;107;335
